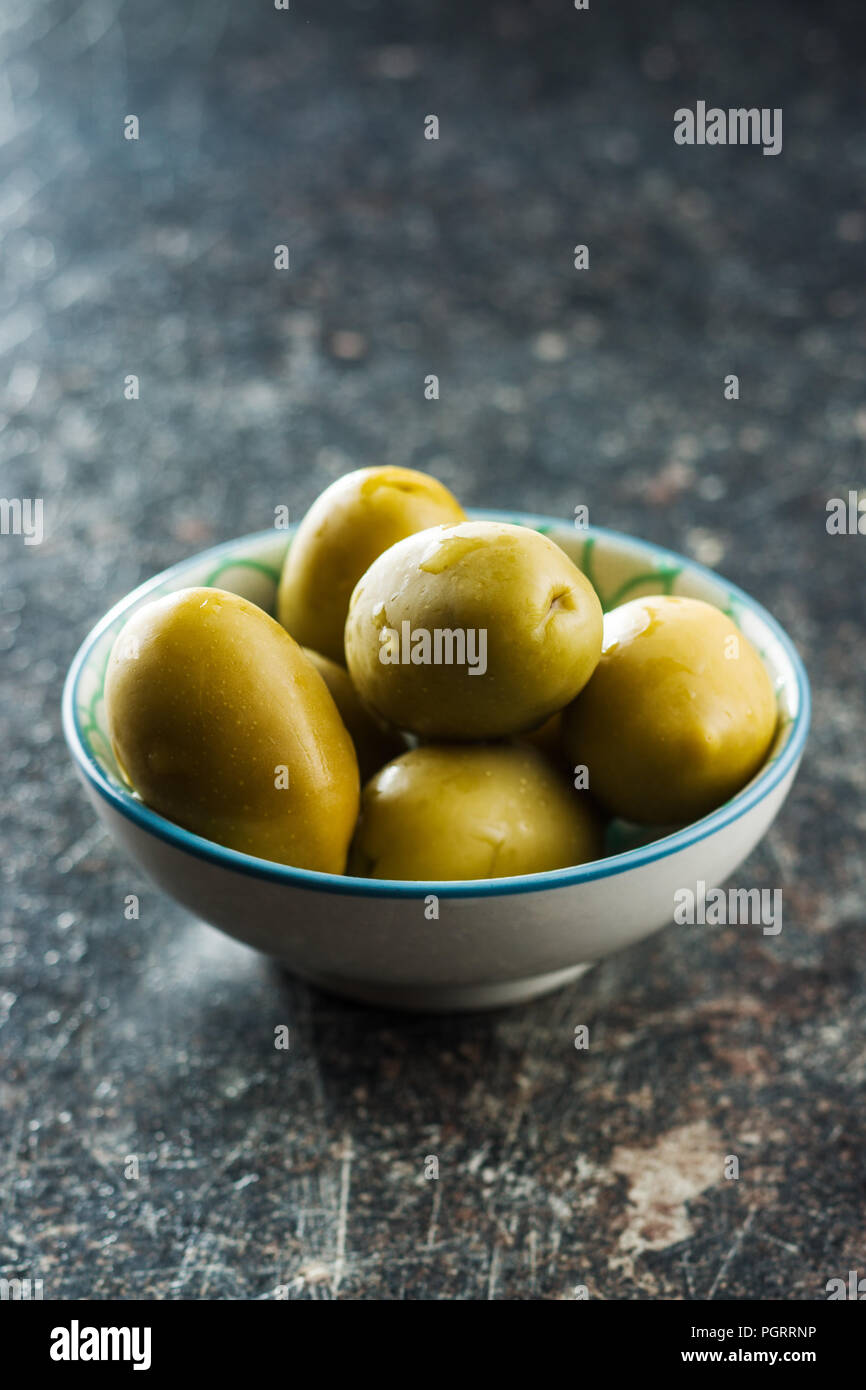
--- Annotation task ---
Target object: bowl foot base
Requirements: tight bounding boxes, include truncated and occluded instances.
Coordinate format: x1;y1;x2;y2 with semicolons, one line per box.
293;963;593;1013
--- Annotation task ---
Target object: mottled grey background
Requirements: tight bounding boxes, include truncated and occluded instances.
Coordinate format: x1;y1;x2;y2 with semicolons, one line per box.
1;0;864;1300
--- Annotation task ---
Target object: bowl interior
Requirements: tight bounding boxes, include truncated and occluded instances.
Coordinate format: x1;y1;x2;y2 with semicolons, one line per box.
67;510;807;883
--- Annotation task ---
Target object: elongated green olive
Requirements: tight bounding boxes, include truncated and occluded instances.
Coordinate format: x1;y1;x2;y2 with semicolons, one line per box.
277;466;465;663
105;587;360;872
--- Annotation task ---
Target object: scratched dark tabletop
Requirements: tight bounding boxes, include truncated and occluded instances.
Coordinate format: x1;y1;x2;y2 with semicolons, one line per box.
1;0;864;1301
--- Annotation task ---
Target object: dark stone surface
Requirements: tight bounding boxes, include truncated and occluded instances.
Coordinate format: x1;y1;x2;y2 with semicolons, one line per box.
1;0;864;1300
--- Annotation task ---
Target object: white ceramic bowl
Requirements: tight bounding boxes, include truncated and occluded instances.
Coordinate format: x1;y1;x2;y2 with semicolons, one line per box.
62;511;810;1012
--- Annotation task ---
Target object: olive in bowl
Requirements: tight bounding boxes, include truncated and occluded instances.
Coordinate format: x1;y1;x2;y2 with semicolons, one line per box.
562;595;778;826
104;587;360;874
349;744;602;882
345;519;603;740
277;465;465;663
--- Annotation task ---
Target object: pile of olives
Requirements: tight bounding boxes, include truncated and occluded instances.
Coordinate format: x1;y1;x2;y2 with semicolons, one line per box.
105;467;778;881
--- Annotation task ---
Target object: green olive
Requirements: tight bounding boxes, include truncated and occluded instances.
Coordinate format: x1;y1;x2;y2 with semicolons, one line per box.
562;595;778;825
277;466;465;663
345;520;603;740
348;743;603;881
302;647;406;782
105;588;360;872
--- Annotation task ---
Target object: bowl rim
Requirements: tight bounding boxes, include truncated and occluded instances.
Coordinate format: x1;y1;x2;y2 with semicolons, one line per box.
62;511;811;900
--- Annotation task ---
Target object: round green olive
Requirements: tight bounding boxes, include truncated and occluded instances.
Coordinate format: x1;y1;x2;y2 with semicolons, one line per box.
562;595;778;825
302;647;406;782
344;520;603;740
277;466;465;663
105;587;360;872
348;743;603;881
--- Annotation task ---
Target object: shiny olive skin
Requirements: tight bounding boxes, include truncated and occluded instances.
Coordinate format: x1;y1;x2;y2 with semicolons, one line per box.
105;587;360;872
302;647;406;782
348;743;603;881
277;466;465;663
562;595;778;826
344;520;603;740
